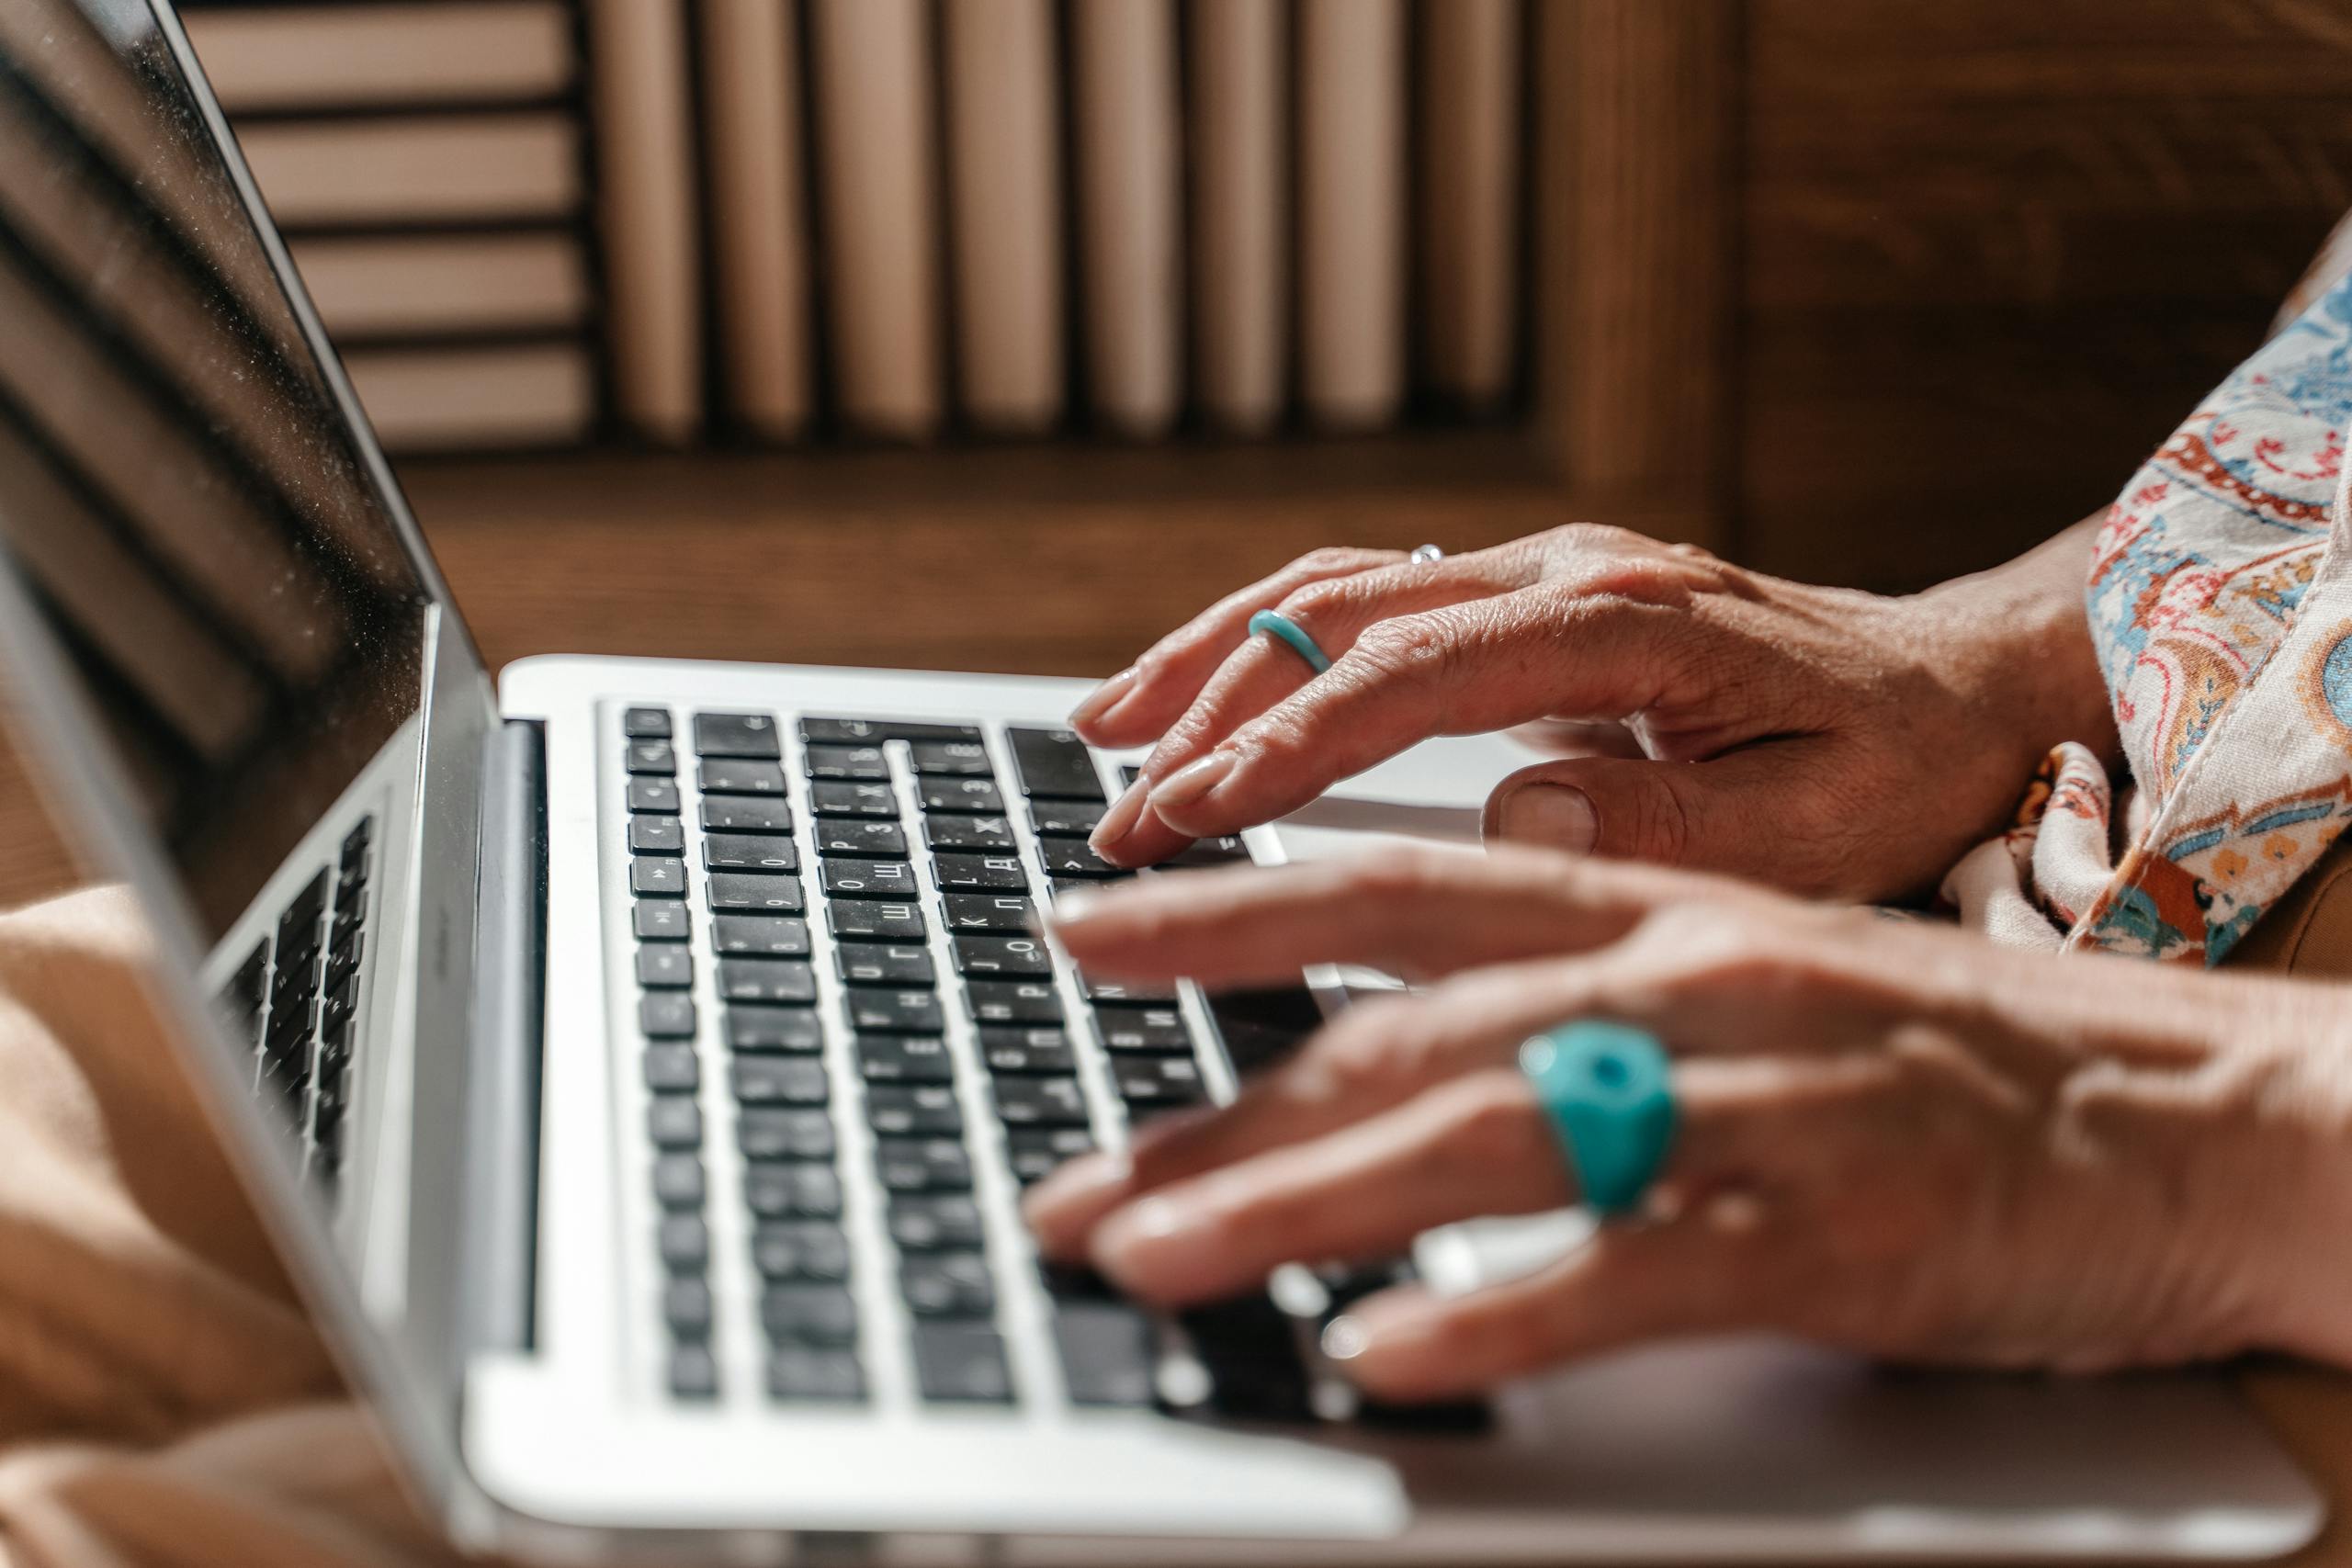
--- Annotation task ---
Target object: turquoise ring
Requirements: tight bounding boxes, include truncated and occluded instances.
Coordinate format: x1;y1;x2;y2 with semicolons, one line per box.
1520;1021;1677;1220
1248;609;1332;675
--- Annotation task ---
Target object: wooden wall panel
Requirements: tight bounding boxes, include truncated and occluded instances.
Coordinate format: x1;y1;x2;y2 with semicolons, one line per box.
1739;0;2352;592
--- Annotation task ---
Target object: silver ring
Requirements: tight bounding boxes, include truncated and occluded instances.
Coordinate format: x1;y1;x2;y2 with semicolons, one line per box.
1408;543;1444;566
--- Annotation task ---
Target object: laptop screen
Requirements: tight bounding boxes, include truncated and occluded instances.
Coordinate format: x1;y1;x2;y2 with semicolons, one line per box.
0;0;434;938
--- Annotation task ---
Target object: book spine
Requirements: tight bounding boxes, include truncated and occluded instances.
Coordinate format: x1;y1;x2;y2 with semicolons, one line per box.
1070;0;1182;438
1420;0;1522;412
1297;0;1406;431
700;0;812;440
1188;0;1286;435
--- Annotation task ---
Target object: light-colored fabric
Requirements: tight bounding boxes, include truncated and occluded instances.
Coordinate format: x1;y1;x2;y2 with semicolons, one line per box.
0;886;469;1568
1949;265;2352;964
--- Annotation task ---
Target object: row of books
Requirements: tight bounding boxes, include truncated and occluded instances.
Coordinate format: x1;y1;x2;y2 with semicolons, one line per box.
182;0;1530;452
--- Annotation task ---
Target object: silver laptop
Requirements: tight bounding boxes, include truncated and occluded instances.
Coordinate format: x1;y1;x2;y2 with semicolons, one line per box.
0;1;2324;1560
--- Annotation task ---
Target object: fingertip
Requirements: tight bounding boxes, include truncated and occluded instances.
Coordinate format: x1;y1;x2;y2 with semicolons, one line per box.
1021;1150;1134;1257
1088;1194;1222;1303
1067;667;1141;740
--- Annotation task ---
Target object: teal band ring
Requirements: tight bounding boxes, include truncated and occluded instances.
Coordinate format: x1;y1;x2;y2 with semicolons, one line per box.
1519;1021;1677;1219
1248;609;1332;674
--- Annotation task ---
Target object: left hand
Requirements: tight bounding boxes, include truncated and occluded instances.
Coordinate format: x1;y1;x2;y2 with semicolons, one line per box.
1023;850;2352;1400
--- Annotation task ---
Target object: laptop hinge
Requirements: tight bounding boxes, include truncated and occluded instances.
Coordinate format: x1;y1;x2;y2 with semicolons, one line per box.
458;717;548;1356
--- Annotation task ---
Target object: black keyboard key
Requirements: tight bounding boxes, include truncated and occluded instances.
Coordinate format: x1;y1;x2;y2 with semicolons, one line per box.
1041;1261;1116;1300
966;980;1063;1024
669;1344;718;1400
628;777;682;814
941;894;1036;932
912;1324;1014;1403
820;858;921;899
809;781;898;818
874;1136;973;1193
761;1283;859;1346
738;1108;837;1163
652;1153;706;1208
1204;985;1326;1076
856;1034;956;1084
1007;1126;1096;1184
278;870;329;942
1006;727;1107;802
992;1076;1090;1127
888;1194;985;1252
827;899;925;942
623;705;673;739
1164;836;1253;869
706;833;800;874
694;711;782;759
933;853;1029;893
340;815;373;862
1181;1295;1314;1420
664;1277;714;1337
918;776;1003;814
713;914;812;957
644;1044;700;1092
768;1348;867;1403
1028;799;1107;836
901;1252;995;1317
659;1213;709;1270
803;744;889;781
835;943;935;986
978;1026;1076;1076
728;1007;825;1053
702;796;793;834
1037;840;1130;880
708;874;806;914
1080;974;1178;1005
1093;1006;1191;1055
718;957;818;1005
923;813;1016;852
954;934;1052;977
648;1095;704;1148
626;739;676;774
732;1056;831;1105
631;859;687;897
1114;1056;1208;1110
745;1163;843;1220
908;739;992;776
811;818;907;857
752;1220;851;1281
699;759;788;796
801;716;982;746
865;1083;963;1136
845;988;944;1034
629;815;685;854
1054;1304;1157;1406
638;946;694;987
639;994;698;1038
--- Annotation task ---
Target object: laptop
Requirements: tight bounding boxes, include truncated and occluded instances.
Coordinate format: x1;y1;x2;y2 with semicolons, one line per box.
0;0;2324;1559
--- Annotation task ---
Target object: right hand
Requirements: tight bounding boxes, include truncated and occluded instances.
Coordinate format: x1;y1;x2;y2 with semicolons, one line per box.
1069;522;2116;902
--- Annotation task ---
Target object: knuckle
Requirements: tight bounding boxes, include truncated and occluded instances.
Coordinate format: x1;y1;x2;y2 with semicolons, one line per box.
1280;578;1355;627
1298;545;1374;574
1352;614;1454;684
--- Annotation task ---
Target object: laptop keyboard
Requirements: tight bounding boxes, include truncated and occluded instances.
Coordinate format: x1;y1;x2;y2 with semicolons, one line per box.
215;815;377;1200
617;705;1486;1430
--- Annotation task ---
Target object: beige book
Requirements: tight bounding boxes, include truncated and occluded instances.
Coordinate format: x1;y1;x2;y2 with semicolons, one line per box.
288;232;589;336
342;341;595;450
701;0;812;440
809;0;941;438
1298;0;1406;430
942;0;1063;434
1421;0;1522;410
584;0;703;444
182;1;573;113
233;114;580;227
1188;0;1285;434
1070;0;1181;437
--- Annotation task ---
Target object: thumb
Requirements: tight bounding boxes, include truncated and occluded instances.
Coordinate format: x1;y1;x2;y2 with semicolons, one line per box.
1482;751;1796;878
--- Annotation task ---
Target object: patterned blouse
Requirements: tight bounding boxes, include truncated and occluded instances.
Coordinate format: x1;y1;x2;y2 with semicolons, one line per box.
1948;240;2352;963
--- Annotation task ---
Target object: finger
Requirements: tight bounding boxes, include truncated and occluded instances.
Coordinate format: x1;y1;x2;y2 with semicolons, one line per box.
1048;847;1668;988
1503;717;1648;760
1329;1219;1792;1400
1482;749;1822;882
1140;587;1704;841
1068;547;1404;747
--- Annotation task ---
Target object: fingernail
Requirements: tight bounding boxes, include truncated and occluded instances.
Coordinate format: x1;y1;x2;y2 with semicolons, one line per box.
1089;777;1150;856
1021;1150;1131;1253
1321;1314;1371;1361
1498;784;1597;852
1091;1195;1218;1292
1069;667;1139;733
1149;749;1238;813
1048;888;1099;925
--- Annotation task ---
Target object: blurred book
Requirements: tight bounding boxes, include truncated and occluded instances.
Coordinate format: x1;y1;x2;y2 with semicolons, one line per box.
233;113;580;227
1188;0;1285;434
180;2;573;114
1071;0;1181;438
1420;0;1523;412
289;231;590;339
809;0;942;438
701;0;812;441
1298;0;1405;431
343;342;596;451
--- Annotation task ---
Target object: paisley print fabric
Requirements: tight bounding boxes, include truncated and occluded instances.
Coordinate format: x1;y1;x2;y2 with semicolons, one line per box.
1946;268;2352;964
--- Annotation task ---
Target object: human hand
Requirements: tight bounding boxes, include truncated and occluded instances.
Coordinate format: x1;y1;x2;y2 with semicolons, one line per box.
1069;521;2116;900
1024;850;2352;1399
